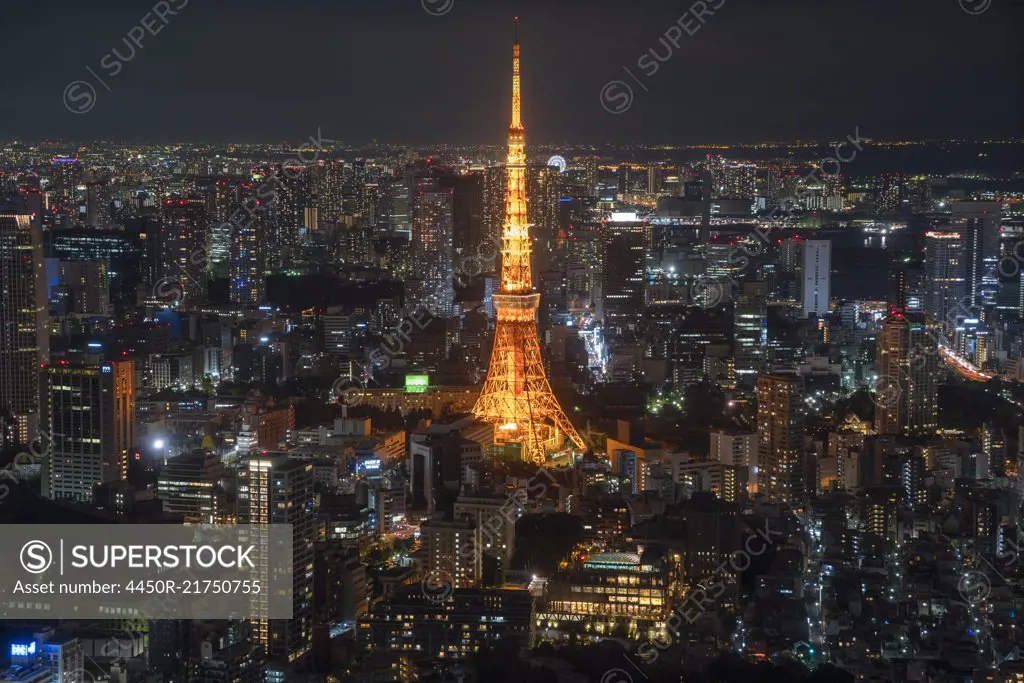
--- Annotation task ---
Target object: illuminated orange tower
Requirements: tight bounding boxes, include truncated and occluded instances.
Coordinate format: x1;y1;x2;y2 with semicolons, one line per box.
472;18;586;463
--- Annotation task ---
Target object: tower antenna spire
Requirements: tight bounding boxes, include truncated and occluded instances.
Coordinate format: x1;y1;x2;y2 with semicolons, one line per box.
510;17;522;132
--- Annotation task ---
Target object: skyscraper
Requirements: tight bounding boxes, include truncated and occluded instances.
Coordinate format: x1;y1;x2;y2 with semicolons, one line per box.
721;161;756;199
874;312;940;437
952;201;1000;308
48;156;83;225
876;172;905;214
229;210;265;307
313;159;344;224
237;455;315;665
439;173;485;254
734;280;768;386
801;240;831;318
527;164;561;244
924;230;966;329
86;181;112;228
0;200;49;441
267;163;312;269
482;165;506;246
57;261;110;315
601;214;649;340
41;360;135;502
473;20;586;463
160;197;208;306
756;373;804;503
411;180;455;316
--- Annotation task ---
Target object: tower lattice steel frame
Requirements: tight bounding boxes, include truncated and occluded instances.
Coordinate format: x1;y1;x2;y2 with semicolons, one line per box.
472;19;586;463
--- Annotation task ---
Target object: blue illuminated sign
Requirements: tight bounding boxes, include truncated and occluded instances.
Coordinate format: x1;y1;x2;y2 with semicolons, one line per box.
11;642;36;657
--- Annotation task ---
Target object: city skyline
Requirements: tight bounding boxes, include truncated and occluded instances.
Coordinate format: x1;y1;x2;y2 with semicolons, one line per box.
1;5;1024;683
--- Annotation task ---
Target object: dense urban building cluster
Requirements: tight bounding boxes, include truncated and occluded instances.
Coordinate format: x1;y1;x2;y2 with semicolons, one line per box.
1;12;1023;683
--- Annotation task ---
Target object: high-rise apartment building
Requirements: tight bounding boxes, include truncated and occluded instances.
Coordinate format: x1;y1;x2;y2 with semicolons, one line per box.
312;159;344;224
453;495;518;569
756;373;805;503
876;173;905;214
0;201;49;441
161;197;208;306
421;517;482;588
48;156;83;225
412;180;455;316
86;181;112;228
267;164;312;270
710;429;758;494
237;455;315;665
528;165;561;244
482;165;506;246
229;208;265;307
41;360;135;502
721;161;757;199
874;312;940;437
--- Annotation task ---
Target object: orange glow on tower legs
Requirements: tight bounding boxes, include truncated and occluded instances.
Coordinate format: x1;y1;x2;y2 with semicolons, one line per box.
471;19;585;463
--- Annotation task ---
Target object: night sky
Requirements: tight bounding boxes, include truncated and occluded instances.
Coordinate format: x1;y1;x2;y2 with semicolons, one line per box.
2;0;1021;144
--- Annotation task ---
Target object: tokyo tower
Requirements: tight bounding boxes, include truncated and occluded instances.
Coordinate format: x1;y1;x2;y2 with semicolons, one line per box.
472;18;586;463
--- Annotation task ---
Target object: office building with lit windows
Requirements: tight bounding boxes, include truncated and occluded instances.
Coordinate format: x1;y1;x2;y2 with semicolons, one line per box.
801;240;831;318
41;360;135;503
924;230;966;328
601;214;649;339
358;587;532;660
0;201;49;442
237;455;315;665
156;451;227;523
952;200;1000;308
734;281;768;386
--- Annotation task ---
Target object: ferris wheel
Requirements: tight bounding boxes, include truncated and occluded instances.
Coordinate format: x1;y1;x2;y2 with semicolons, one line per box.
546;155;567;173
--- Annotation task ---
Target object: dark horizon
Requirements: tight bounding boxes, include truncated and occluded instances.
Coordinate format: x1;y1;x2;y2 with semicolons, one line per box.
3;134;1023;148
1;0;1021;145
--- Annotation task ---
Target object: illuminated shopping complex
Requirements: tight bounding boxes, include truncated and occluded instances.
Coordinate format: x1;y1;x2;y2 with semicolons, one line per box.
534;550;677;644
